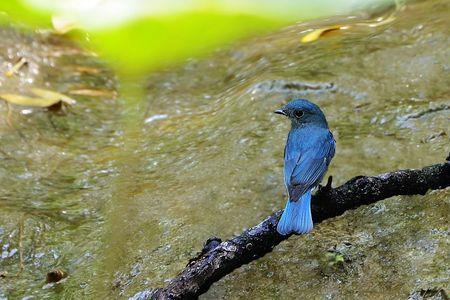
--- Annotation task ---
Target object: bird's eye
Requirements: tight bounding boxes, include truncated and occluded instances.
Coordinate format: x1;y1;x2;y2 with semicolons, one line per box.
294;110;304;118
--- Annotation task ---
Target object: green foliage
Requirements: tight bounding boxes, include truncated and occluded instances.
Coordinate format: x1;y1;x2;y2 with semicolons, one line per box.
91;12;281;74
0;1;51;27
0;0;394;75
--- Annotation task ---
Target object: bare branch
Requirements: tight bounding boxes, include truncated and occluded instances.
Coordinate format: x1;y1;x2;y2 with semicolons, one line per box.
131;158;450;300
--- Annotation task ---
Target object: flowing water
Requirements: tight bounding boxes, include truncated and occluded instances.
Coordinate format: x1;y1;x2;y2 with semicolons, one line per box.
0;0;449;299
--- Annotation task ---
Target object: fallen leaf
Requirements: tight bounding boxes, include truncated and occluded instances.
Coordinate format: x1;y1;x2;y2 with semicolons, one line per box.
0;94;60;107
300;12;396;44
301;25;347;43
30;88;76;105
0;88;76;108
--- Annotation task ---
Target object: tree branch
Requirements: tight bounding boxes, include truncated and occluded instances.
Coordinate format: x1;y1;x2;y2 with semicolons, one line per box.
132;157;450;300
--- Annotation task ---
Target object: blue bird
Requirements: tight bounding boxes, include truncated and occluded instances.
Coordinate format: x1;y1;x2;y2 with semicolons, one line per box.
274;99;335;235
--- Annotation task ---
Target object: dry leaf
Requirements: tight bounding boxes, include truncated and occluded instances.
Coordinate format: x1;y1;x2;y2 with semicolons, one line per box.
0;88;76;108
301;13;395;44
30;88;76;105
301;26;347;43
0;94;60;107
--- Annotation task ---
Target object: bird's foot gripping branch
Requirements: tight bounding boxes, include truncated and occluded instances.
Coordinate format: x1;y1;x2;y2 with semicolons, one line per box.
133;156;450;300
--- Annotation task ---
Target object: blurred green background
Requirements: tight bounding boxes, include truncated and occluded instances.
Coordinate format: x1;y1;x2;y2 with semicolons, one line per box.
0;0;393;74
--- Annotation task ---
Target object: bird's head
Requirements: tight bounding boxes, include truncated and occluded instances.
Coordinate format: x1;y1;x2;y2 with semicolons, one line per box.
274;99;329;128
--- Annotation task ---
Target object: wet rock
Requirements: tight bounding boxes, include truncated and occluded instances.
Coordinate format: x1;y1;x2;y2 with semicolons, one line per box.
421;131;447;144
129;289;155;300
399;105;450;121
408;288;449;300
250;80;334;95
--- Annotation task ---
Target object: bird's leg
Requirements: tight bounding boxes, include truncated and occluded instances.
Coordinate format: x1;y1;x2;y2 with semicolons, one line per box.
187;236;222;266
318;175;333;194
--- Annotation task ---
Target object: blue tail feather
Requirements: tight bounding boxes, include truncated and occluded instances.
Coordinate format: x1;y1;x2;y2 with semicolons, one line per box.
277;191;313;235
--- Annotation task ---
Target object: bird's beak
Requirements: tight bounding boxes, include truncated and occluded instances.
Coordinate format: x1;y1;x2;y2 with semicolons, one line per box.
274;109;287;116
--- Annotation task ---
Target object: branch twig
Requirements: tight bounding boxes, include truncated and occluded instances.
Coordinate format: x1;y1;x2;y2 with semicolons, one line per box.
133;158;450;300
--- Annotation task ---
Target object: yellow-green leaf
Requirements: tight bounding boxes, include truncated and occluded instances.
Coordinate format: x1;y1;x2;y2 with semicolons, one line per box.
0;89;76;108
300;25;346;43
30;88;76;105
0;94;60;107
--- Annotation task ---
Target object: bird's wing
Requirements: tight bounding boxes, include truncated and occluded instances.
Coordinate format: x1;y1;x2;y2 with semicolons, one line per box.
288;130;335;201
283;131;301;187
